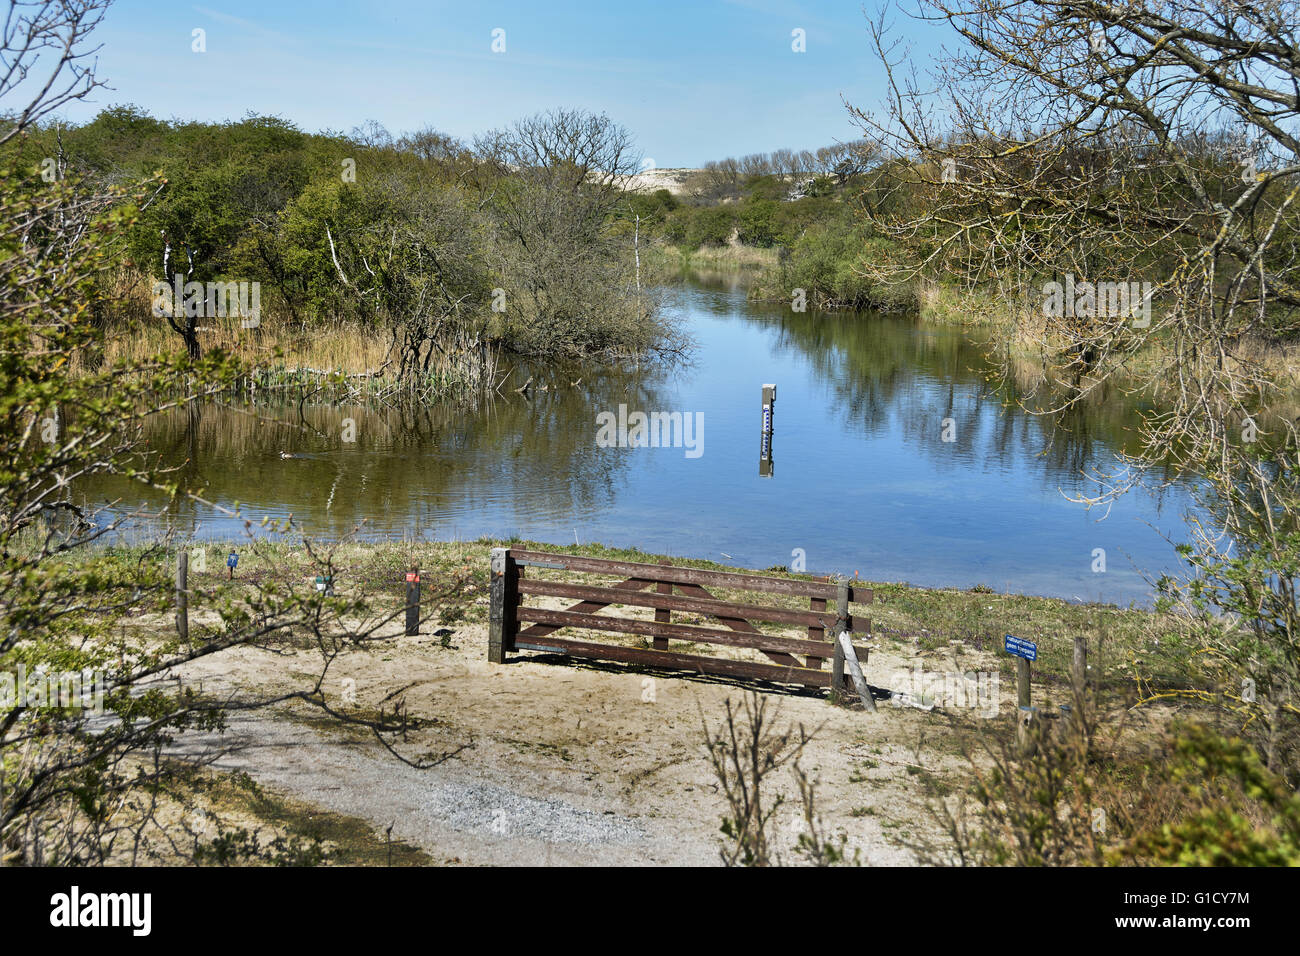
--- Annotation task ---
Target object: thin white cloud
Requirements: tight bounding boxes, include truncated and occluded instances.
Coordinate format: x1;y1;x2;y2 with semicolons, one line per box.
191;5;297;42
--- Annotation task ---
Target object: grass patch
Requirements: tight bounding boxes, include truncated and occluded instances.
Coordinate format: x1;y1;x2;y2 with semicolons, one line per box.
82;533;1180;693
648;242;779;274
177;766;435;866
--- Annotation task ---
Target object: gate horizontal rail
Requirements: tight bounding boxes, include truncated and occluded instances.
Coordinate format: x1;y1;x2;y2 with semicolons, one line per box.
517;578;840;629
489;547;872;693
508;548;870;602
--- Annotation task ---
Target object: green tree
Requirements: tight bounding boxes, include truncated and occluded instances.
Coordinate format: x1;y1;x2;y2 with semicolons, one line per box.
0;1;439;864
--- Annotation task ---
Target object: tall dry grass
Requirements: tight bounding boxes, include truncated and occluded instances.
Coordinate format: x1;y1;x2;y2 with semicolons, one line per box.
98;316;394;377
652;242;779;273
79;268;499;400
917;278;1300;404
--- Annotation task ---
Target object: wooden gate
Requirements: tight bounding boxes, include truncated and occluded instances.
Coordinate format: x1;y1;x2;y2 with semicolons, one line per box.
488;547;873;696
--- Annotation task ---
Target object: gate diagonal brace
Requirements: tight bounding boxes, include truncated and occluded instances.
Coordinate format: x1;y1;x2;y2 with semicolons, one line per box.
513;576;656;642
673;581;804;669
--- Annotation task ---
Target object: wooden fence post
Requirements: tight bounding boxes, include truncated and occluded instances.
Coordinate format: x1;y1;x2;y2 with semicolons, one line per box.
829;577;876;708
654;560;671;651
405;565;421;636
175;550;188;642
1016;657;1036;757
488;548;518;664
828;577;847;702
1071;636;1089;743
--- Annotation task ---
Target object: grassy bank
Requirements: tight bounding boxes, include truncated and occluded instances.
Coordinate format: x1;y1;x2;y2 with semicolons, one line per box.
646;241;779;275
914;279;1300;405
91;313;501;400
87;534;1174;694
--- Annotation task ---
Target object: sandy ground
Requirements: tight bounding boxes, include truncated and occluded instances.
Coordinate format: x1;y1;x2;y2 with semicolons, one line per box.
170;609;986;865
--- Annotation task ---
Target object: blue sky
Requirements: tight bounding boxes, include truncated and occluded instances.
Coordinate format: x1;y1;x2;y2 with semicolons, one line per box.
55;0;948;166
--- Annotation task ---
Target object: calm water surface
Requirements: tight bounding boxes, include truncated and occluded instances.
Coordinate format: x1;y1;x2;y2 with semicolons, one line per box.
82;277;1201;605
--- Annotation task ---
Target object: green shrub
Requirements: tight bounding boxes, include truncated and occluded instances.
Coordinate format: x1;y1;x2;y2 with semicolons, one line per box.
753;219;911;310
737;199;781;247
684;205;737;249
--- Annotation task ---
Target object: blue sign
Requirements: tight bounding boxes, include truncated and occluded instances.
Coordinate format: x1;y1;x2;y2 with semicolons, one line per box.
226;551;238;569
1005;634;1037;661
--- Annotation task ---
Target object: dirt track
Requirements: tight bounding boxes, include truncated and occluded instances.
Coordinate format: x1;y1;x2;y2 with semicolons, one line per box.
174;616;978;865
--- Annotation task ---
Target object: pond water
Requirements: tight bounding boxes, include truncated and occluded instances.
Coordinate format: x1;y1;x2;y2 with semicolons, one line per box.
81;276;1202;605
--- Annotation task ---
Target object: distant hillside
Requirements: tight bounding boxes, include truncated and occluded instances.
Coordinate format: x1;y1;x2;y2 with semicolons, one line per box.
621;167;699;195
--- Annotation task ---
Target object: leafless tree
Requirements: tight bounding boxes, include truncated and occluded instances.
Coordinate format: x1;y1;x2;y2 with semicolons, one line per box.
852;0;1300;773
396;125;465;163
0;0;109;146
474;109;681;360
738;152;774;177
348;118;393;151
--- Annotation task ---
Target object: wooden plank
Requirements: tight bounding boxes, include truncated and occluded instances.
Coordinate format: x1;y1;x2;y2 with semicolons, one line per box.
807;595;825;671
514;576;656;642
508;548;872;604
517;578;837;629
516;606;850;658
674;580;803;669
504;558;520;652
511;636;834;688
654;560;670;652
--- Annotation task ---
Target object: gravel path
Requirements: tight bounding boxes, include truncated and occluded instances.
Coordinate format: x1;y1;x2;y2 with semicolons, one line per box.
172;711;713;865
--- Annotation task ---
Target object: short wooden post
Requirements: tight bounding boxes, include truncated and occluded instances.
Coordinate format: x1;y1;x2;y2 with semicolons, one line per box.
1071;636;1089;742
1057;704;1073;746
1016;657;1036;757
653;560;671;651
175;550;189;642
830;577;852;704
488;548;518;664
405;565;420;636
